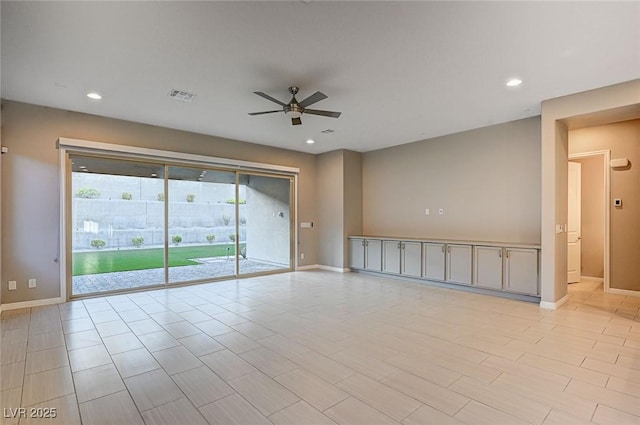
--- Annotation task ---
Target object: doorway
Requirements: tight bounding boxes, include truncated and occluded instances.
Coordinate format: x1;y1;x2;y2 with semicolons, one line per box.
568;151;609;290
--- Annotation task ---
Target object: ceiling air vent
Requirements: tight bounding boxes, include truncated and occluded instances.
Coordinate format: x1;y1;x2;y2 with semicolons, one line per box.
321;129;335;134
168;89;195;103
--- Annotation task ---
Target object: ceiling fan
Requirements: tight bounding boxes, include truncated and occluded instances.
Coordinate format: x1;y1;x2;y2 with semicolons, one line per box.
249;86;341;126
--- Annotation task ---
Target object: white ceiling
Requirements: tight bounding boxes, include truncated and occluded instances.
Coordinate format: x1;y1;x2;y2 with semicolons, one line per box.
2;1;639;154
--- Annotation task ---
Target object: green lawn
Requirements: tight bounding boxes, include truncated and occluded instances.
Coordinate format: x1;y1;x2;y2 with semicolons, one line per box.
73;244;242;276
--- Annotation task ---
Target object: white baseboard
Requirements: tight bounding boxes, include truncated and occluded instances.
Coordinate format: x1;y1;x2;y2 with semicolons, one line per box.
606;287;640;298
581;276;604;283
539;294;569;310
1;297;65;312
296;264;351;273
317;265;350;273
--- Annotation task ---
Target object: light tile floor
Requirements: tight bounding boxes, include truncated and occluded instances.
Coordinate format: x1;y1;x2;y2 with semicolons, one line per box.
72;260;285;294
1;272;639;425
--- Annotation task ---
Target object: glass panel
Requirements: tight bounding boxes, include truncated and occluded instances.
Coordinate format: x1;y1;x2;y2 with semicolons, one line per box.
70;155;166;295
238;173;292;275
167;166;238;283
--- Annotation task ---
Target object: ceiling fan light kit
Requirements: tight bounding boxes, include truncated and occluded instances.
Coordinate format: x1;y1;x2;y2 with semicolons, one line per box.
249;86;341;126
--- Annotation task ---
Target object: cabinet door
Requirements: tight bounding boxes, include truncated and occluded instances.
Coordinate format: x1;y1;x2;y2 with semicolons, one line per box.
447;244;472;285
505;248;539;295
382;241;401;273
474;246;503;290
402;242;422;277
349;239;365;269
424;243;446;281
365;239;382;271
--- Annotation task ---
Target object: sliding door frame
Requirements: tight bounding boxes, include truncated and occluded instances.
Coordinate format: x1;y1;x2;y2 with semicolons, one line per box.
235;170;296;279
59;138;299;300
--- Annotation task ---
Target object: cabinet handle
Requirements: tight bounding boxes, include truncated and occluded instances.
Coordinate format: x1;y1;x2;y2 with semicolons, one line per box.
506;250;510;258
498;250;502;258
365;240;369;247
441;245;445;253
447;246;451;254
398;242;402;249
362;240;365;247
402;243;405;250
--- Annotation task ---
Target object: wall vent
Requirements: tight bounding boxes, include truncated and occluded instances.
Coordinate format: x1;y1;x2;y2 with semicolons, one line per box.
168;89;195;103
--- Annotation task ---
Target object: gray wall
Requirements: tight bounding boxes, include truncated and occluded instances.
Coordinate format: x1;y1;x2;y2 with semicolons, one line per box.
362;117;541;244
316;150;345;268
343;150;363;267
316;149;363;269
1;100;317;303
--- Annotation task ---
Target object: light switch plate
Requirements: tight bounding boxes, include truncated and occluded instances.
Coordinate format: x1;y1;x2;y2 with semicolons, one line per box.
8;281;17;290
28;279;37;288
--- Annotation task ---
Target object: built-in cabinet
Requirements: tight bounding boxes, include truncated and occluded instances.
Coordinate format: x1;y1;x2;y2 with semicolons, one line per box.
402;242;422;277
446;244;472;285
423;243;446;281
503;248;539;295
473;246;539;295
349;238;366;269
382;241;422;277
350;238;382;272
382;240;402;273
350;236;540;298
474;246;503;290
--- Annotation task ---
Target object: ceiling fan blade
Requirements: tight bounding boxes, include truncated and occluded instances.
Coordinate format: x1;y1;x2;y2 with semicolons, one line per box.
304;109;342;118
248;110;282;116
253;91;286;106
298;91;328;108
292;117;302;126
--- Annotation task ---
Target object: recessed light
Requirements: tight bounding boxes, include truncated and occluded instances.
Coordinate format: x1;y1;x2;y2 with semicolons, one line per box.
87;92;102;100
306;139;315;144
506;78;522;87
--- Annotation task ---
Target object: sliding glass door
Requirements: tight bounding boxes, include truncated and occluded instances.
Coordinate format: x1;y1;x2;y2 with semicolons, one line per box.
238;173;293;275
68;154;294;297
70;155;166;295
167;166;238;283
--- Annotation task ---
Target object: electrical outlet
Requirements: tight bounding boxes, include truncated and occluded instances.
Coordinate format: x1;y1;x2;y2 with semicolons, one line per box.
8;281;17;291
300;253;305;260
28;279;37;288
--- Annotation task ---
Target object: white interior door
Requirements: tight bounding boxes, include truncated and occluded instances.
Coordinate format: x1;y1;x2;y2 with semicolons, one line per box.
568;161;582;283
